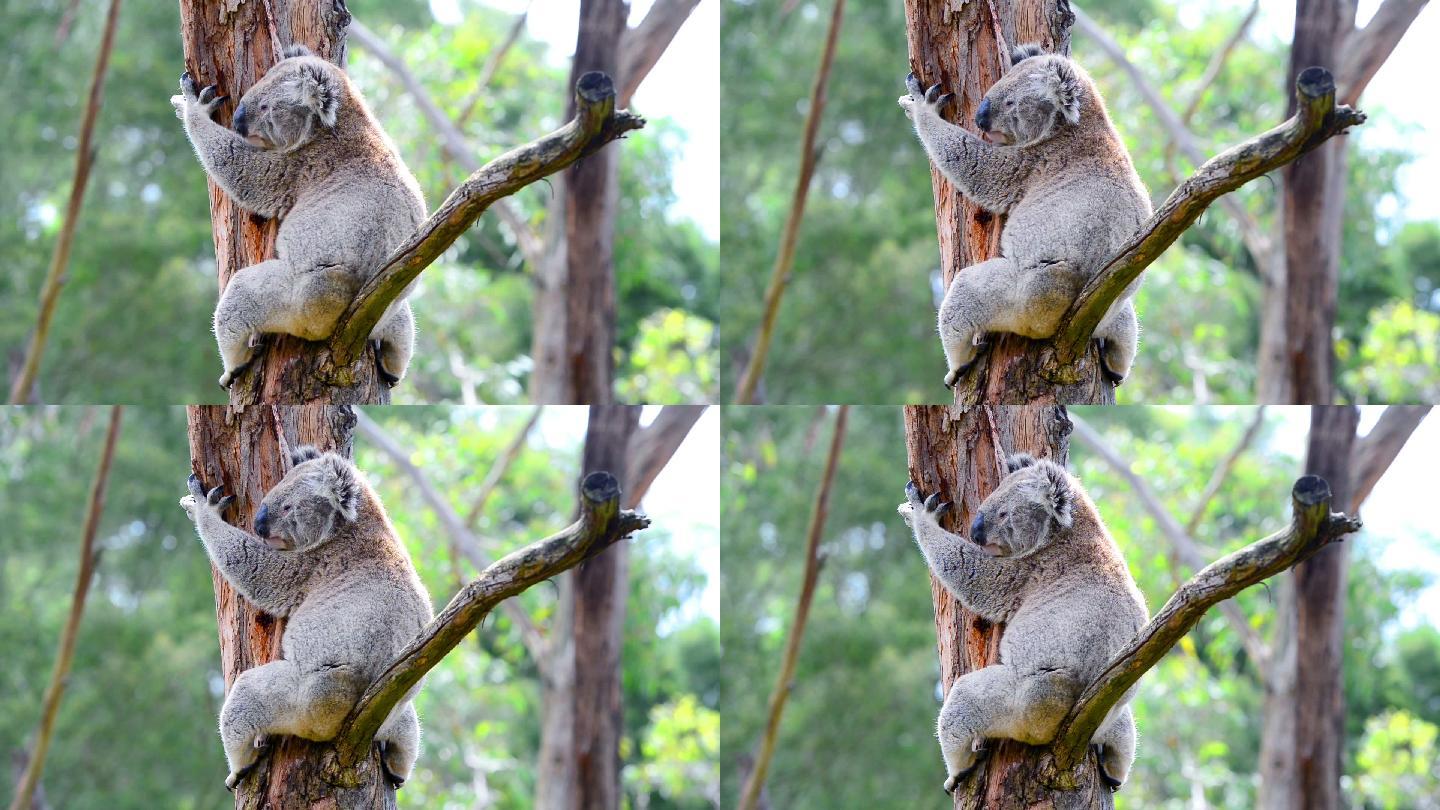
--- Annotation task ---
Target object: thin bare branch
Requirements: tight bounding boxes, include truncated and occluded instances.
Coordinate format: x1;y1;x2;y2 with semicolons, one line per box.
1052;67;1364;368
1180;0;1259;125
330;72;644;366
625;405;706;509
9;407;123;810
334;471;649;767
10;0;122;404
1071;416;1270;672
737;406;848;810
617;0;701;106
1052;475;1360;768
464;407;544;530
1338;0;1428;106
734;0;845;404
347;20;545;270
1185;406;1267;536
354;412;547;666
455;6;531;127
1350;406;1430;512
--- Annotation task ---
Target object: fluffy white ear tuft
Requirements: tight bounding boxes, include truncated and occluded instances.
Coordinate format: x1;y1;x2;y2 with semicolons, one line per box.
1039;462;1074;527
1050;61;1082;125
322;453;360;522
298;63;340;128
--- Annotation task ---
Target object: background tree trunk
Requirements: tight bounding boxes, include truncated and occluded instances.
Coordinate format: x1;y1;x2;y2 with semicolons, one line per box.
903;404;1113;809
904;0;1114;406
178;0;390;406
530;0;628;404
185;405;397;809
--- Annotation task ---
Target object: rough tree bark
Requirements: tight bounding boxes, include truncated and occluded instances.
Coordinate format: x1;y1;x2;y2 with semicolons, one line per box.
569;406;640;810
185;405;386;808
902;404;1113;808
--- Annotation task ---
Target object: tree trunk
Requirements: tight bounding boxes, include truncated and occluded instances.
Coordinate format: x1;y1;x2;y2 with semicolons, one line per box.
571;406;640;809
904;0;1114;406
903;404;1113;809
1275;0;1353;405
530;0;628;404
185;405;397;808
178;0;390;406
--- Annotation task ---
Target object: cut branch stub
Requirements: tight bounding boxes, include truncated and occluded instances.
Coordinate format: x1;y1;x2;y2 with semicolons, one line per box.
331;470;649;768
1049;66;1364;371
1050;474;1361;769
330;72;644;367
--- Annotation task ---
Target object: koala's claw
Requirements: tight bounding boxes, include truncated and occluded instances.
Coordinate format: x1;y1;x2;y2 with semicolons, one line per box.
1097;762;1122;792
1097;343;1126;387
206;485;235;511
180;71;197;97
372;340;400;388
905;72;924;98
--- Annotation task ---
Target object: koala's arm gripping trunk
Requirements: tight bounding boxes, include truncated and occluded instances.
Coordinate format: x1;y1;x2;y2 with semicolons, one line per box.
193;509;310;617
904;487;1023;622
909;105;1028;214
180;105;292;219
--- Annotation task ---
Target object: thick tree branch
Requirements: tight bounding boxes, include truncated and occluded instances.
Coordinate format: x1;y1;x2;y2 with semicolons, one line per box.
1349;406;1429;512
1051;475;1360;769
624;405;706;509
329;72;644;366
333;471;649;767
1071;416;1270;672
617;0;701;106
353;412;547;665
347;20;545;270
1051;67;1365;369
9;0;121;404
1074;7;1272;278
1338;0;1428;106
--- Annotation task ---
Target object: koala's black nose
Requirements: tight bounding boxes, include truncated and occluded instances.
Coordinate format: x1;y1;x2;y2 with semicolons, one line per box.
975;97;991;131
253;504;270;538
971;513;987;544
232;103;248;137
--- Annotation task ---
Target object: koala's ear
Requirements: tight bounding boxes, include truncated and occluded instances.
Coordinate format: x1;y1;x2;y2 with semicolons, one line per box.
1049;60;1082;124
283;44;314;60
1011;43;1046;65
289;445;323;467
1005;453;1038;474
1038;461;1074;527
297;63;340;128
321;453;360;522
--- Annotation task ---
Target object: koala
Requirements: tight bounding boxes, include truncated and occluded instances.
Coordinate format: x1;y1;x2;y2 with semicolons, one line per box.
898;44;1152;388
171;45;426;388
180;446;433;791
897;453;1148;794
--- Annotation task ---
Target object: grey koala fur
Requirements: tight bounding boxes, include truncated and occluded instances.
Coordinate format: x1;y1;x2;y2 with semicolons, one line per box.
898;45;1151;388
180;446;433;791
897;453;1148;794
171;45;426;388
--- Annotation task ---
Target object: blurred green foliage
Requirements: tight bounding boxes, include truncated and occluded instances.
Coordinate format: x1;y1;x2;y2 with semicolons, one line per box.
720;406;1440;808
719;0;1440;403
0;0;716;404
0;406;718;808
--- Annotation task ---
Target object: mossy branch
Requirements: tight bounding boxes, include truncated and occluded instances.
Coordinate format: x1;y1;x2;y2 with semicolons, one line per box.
331;471;649;768
328;72;645;367
1049;475;1360;770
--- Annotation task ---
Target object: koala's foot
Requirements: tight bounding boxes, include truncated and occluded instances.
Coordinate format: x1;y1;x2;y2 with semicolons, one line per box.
1095;745;1123;792
943;361;974;390
222;735;271;792
1097;341;1126;387
372;340;401;388
378;742;407;790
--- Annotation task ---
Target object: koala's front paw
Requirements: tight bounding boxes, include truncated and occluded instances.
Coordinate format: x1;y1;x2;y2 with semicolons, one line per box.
898;72;953;120
182;473;234;521
173;71;229;120
900;481;952;524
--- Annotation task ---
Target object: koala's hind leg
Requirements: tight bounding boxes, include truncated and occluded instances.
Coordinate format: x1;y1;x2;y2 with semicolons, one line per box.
370;299;415;387
935;664;1015;793
213;260;359;387
376;700;421;788
1093;703;1137;791
1094;298;1138;386
219;660;302;789
938;257;1023;388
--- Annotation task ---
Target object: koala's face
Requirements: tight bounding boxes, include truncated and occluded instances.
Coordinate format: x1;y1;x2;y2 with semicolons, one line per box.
968;454;1074;559
232;45;340;151
253;446;360;551
975;47;1083;148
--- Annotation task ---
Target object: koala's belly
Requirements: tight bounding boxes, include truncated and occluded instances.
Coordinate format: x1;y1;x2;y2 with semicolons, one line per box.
282;591;408;674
